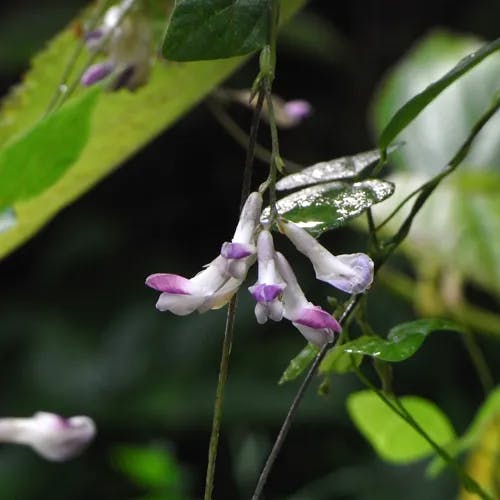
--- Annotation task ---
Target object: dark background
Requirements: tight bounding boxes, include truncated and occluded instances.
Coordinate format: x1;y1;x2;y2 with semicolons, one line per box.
0;0;499;498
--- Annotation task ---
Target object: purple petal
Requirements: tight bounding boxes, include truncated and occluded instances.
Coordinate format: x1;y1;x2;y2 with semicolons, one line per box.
249;283;285;303
283;100;312;123
84;29;104;42
145;273;192;294
81;62;114;86
293;306;341;332
220;241;254;260
325;253;374;294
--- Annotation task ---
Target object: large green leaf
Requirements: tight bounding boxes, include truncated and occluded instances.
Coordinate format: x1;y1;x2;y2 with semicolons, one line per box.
0;88;99;209
371;31;500;297
348;390;456;464
0;0;305;260
378;35;500;150
262;179;394;236
341;319;464;362
163;0;271;61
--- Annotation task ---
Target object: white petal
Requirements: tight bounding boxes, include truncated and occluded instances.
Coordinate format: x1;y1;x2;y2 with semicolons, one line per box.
156;293;206;315
293;323;334;347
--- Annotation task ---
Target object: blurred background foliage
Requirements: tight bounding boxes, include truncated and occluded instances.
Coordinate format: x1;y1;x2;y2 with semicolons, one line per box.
1;0;500;498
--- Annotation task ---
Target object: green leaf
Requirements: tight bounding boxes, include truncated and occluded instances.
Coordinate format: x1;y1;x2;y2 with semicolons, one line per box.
378;34;500;150
428;385;500;476
279;343;318;384
262;179;394;236
163;0;271;61
0;88;99;209
341;319;464;363
347;390;456;463
319;346;362;374
276;148;384;191
0;0;306;260
371;31;500;297
111;444;182;491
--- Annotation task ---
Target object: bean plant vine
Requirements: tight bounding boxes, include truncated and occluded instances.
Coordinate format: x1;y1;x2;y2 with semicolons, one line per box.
0;0;500;498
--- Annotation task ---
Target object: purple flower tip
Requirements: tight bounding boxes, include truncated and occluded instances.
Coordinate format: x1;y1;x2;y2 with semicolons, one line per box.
294;306;341;332
221;242;254;260
145;273;191;294
81;62;114;86
85;29;104;43
283;100;312;122
249;283;285;303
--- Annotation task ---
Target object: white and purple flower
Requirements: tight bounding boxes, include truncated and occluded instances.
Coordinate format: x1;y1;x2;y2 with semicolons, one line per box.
248;230;286;324
146;256;240;315
81;1;152;91
216;192;262;279
280;219;374;294
146;193;263;315
275;252;341;347
0;412;96;462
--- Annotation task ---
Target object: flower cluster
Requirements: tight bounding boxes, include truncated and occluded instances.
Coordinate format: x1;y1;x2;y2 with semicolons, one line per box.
146;193;374;347
81;0;152;90
0;411;96;461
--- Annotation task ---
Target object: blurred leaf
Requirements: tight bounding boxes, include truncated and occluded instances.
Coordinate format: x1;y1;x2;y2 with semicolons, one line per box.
319;346;362;374
278;11;345;65
459;420;500;499
341;319;464;363
371;31;500;297
262;179;394;236
0;0;305;260
0;88;98;209
162;0;271;61
428;386;500;477
279;343;318;384
276;148;385;191
348;390;456;464
378;35;500;150
111;444;182;492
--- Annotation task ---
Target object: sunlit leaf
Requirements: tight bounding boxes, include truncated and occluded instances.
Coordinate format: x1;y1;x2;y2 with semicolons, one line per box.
459;420;500;499
341;319;464;362
262;179;394;236
0;0;306;260
348;390;456;463
279;343;318;384
428;386;500;477
163;0;271;61
371;31;500;297
276;148;384;191
378;34;500;150
0;88;99;209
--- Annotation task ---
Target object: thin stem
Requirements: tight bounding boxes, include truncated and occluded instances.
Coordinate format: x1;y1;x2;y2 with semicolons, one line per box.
264;89;281;221
204;58;265;500
206;98;303;173
45;0;113;115
462;331;494;396
366;208;380;252
354;366;493;500
241;87;265;208
252;295;360;500
204;296;238;500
